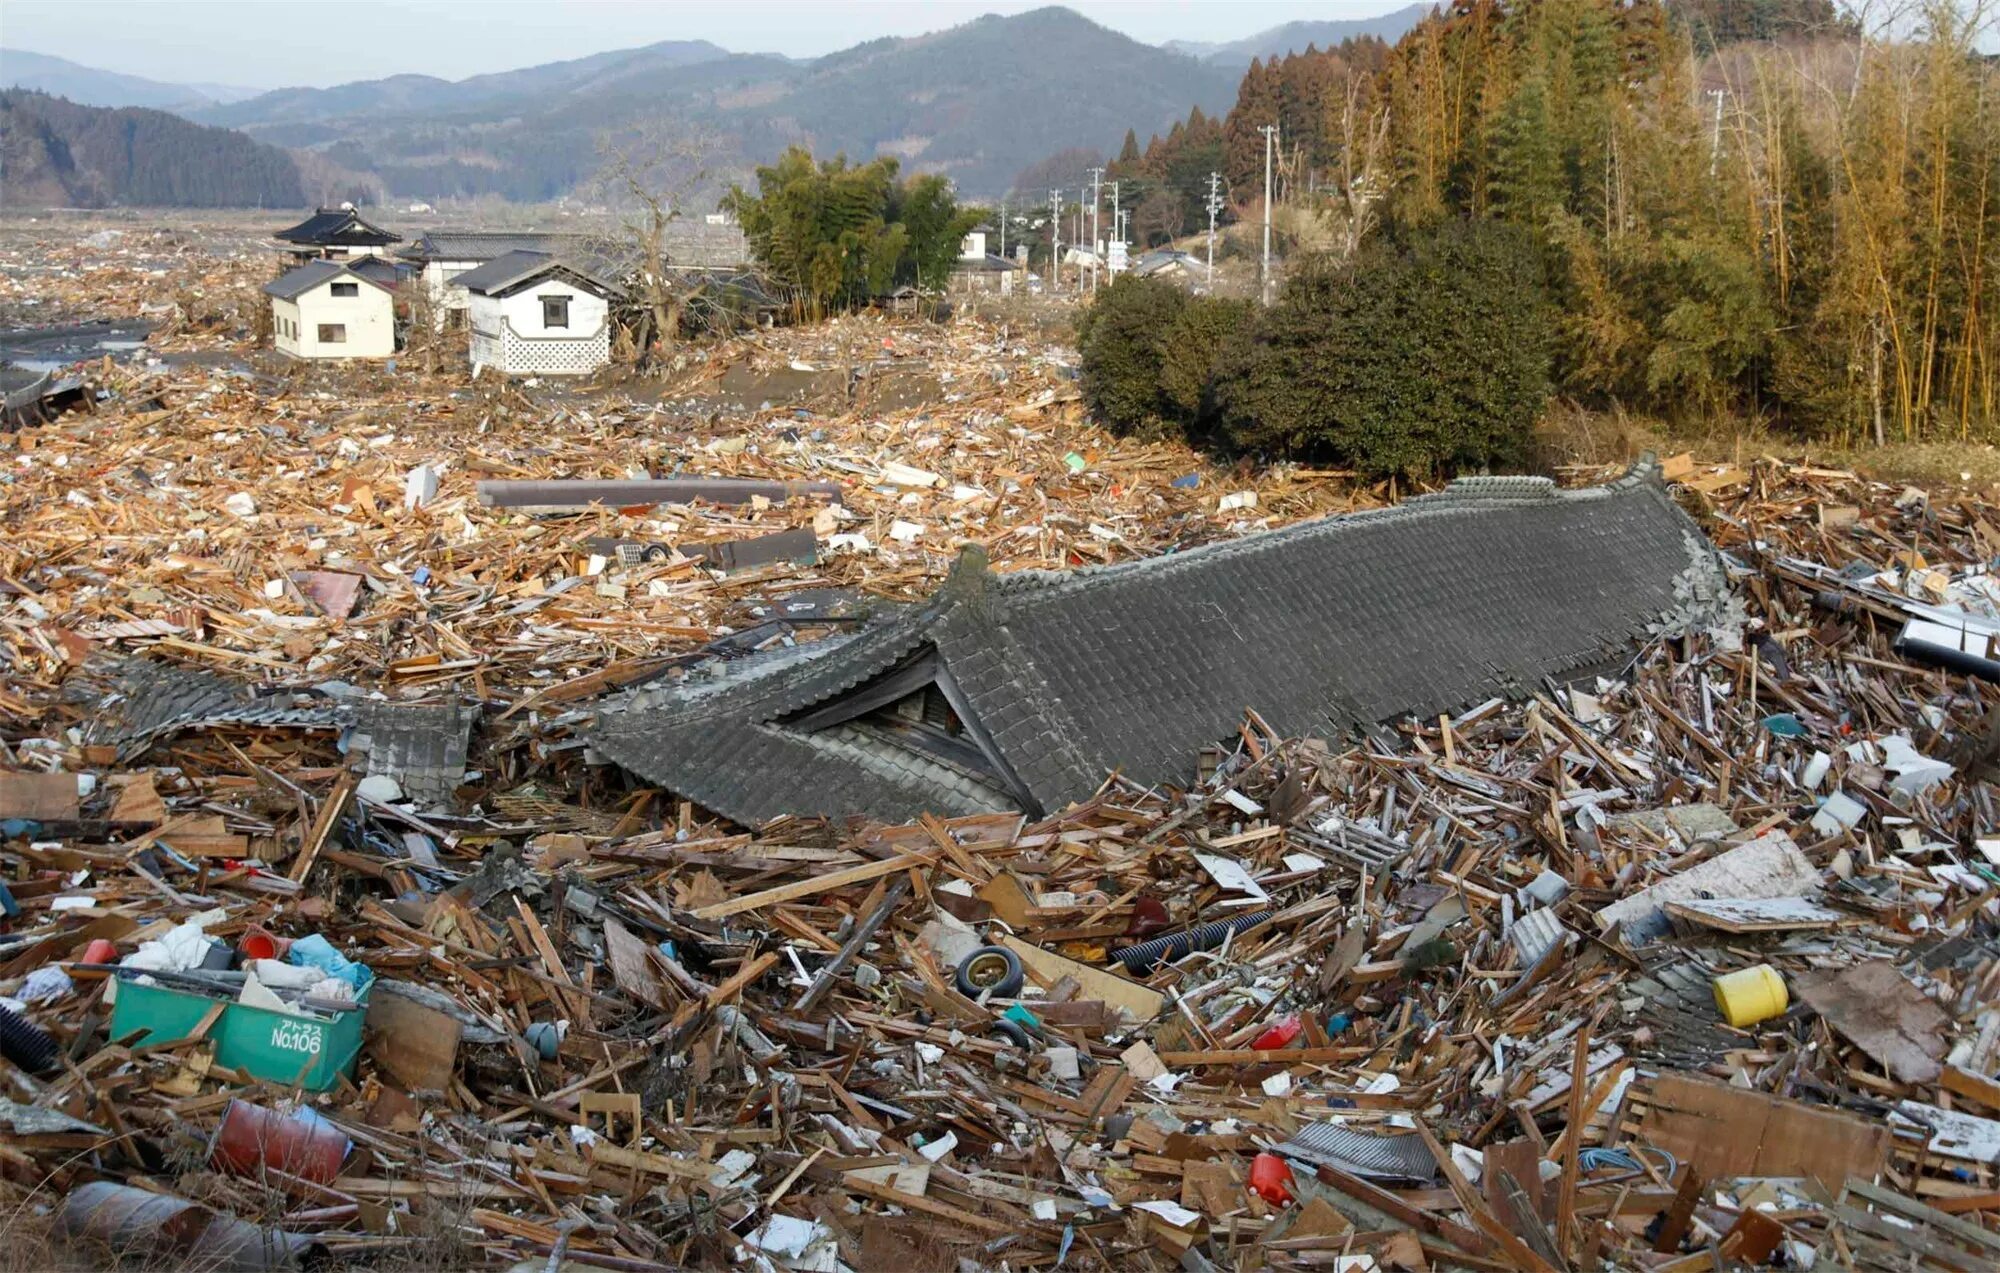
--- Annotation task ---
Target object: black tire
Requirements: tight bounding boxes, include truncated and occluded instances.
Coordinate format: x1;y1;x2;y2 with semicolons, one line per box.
955;945;1025;998
989;1018;1034;1049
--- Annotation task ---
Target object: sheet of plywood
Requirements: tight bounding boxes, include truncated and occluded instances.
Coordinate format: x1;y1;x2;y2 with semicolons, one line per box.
1664;896;1844;933
1634;1072;1890;1185
1000;934;1163;1022
0;772;79;822
1798;960;1948;1084
365;992;462;1091
1893;1102;2000;1165
601;916;663;1009
106;774;166;826
1597;831;1818;941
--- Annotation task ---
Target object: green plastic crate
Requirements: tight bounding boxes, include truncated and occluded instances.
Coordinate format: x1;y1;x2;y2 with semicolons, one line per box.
108;977;365;1091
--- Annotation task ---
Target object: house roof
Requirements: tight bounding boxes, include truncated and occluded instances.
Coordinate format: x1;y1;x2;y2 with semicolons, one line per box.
397;230;589;263
273;207;401;247
453;250;624;299
261;257;401;301
590;461;1724;826
1133;249;1198;276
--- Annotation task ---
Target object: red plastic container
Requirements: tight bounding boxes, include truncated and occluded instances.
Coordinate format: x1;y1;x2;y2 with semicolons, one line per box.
238;927;292;962
74;939;119;976
1248;1152;1294;1205
208;1099;350;1185
1250;1015;1303;1051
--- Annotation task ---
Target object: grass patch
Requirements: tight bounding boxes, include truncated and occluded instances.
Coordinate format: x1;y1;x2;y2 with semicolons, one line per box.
1534;401;2000;491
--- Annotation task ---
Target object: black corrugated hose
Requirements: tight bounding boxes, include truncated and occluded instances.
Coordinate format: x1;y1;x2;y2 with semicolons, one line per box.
0;1003;59;1073
1111;909;1276;974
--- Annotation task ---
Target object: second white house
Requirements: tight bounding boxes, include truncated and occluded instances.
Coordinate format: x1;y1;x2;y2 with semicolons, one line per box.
457;250;623;376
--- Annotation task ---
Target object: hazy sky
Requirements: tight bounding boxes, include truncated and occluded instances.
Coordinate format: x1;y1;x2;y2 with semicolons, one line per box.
1;1;1417;90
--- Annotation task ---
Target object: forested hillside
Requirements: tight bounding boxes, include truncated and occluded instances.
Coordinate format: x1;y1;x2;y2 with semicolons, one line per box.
1101;0;1997;448
0;89;304;208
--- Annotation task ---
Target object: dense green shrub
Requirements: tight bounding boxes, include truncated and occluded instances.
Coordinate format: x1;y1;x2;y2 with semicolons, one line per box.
1078;275;1251;440
1077;275;1190;437
1216;221;1554;477
1159;295;1255;429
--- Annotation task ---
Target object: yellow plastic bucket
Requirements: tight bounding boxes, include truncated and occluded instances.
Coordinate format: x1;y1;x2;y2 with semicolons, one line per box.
1713;964;1788;1028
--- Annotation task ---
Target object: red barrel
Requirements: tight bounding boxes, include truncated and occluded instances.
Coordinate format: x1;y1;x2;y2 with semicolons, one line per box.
208;1099;350;1184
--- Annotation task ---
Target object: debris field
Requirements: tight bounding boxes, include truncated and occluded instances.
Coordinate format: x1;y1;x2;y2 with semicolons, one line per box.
1;227;1998;1272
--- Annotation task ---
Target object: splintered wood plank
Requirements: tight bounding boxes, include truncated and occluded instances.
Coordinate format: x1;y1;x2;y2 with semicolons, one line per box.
514;896;590;1023
291;769;357;883
999;934;1163;1022
688;851;934;920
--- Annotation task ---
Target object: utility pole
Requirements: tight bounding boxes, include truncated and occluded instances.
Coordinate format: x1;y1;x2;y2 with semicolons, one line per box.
1707;89;1725;177
1087;166;1103;294
1205;170;1223;287
998;196;1005;259
1260;123;1279;306
1076;187;1086;281
1050;188;1062;293
1107;181;1120;278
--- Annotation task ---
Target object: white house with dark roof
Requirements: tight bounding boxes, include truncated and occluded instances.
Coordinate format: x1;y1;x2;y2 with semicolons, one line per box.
263;258;401;360
397;230;590;326
457;250;623;376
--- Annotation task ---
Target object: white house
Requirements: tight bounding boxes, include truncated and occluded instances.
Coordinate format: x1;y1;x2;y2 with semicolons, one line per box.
960;228;989;260
457;250;622;377
263;258;401;360
397;231;589;327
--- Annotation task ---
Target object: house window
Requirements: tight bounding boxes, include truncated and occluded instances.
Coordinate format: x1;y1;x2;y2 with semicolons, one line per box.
318;324;346;343
331;282;359;297
542;295;570;329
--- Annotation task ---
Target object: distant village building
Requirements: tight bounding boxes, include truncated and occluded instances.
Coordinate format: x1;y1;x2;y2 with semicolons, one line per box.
1132;249;1200;280
271;207;402;267
263;258;401;360
951;249;1023;295
457;250;622;376
398;231;589;326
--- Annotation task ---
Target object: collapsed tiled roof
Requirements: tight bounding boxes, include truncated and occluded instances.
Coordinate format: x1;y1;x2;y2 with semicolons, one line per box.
590;462;1725;826
72;658;472;806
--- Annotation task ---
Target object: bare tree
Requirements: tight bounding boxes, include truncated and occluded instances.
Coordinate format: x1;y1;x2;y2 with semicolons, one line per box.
1329;77;1391;259
590;122;718;367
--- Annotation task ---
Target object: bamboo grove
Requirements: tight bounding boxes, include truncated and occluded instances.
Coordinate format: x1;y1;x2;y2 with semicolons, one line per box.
1127;0;1998;445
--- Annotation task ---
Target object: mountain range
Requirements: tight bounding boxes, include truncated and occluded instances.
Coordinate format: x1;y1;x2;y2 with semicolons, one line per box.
0;49;261;112
1167;4;1431;64
0;5;1432;206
